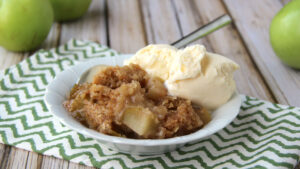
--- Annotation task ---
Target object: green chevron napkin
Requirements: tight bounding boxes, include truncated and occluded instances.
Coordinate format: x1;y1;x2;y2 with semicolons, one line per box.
0;39;299;169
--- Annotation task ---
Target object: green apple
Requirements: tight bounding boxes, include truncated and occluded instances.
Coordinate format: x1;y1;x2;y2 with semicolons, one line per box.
50;0;92;22
270;0;300;69
0;0;53;52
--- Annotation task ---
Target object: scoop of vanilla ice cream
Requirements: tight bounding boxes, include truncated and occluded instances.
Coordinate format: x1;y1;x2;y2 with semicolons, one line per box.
169;45;206;82
125;44;206;81
125;44;239;110
166;52;239;110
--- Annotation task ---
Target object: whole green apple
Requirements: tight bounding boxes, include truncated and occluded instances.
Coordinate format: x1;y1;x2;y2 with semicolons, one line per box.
270;0;300;69
0;0;53;52
50;0;92;22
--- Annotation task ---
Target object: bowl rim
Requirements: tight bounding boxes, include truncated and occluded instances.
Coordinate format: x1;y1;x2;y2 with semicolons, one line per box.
44;55;242;147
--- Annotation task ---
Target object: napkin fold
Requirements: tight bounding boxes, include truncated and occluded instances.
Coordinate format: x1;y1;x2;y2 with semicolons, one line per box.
0;39;299;169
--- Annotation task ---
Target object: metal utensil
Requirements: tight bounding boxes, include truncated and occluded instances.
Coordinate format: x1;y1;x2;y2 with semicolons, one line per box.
171;14;231;48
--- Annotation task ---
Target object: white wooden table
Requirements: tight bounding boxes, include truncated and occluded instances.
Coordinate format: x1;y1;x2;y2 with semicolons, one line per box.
0;0;299;168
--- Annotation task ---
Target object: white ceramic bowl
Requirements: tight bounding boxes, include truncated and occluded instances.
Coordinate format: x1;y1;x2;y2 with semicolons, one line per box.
44;54;242;155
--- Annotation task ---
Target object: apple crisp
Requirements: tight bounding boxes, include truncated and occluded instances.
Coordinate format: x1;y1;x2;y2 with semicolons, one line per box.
64;64;210;139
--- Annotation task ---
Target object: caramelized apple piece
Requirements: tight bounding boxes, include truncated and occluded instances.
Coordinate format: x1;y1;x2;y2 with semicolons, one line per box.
122;106;158;137
198;108;211;125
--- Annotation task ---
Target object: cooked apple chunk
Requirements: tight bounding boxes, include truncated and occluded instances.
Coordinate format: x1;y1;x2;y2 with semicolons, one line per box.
198;108;211;125
122;106;158;137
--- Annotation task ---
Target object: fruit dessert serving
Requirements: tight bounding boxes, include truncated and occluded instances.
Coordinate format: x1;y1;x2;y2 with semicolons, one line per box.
64;64;210;139
64;44;239;139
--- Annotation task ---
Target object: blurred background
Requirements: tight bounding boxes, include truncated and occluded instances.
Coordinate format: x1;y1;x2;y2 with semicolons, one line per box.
0;0;299;168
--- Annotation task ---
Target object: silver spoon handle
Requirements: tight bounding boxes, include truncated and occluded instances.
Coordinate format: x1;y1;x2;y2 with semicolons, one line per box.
171;14;232;48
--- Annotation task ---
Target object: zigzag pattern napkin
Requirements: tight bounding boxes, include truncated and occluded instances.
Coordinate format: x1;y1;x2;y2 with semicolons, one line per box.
0;40;299;169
